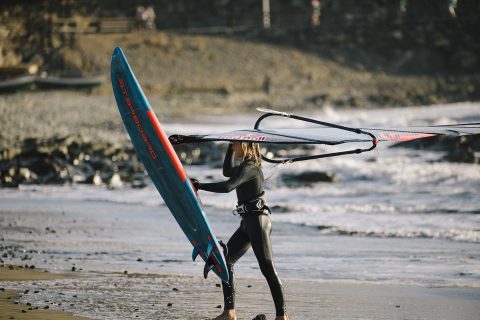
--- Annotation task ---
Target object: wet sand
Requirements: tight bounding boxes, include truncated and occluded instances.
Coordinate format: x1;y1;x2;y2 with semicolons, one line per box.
1;265;479;320
0;265;90;320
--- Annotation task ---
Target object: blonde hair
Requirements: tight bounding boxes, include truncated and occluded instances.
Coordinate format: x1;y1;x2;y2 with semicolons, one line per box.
241;142;262;166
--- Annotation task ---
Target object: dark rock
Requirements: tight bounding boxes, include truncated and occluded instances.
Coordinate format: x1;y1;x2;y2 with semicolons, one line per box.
282;171;338;187
131;179;147;189
305;94;330;106
270;205;290;213
167;303;173;307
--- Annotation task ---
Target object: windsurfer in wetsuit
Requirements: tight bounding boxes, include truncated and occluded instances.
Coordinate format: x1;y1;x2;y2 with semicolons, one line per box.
192;142;288;320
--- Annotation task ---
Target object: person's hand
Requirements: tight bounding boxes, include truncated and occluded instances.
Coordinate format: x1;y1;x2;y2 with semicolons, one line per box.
169;134;182;145
190;177;199;191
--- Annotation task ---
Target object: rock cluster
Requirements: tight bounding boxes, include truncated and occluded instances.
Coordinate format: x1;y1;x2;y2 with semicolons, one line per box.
281;171;338;188
0;135;231;188
1;132;476;188
0;135;144;188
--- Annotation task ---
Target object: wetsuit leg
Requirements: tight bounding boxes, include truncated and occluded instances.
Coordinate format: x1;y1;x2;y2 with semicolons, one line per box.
243;214;286;316
222;221;251;310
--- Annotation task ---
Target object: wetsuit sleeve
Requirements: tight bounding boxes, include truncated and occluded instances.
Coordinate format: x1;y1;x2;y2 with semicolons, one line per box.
198;165;247;193
222;144;236;177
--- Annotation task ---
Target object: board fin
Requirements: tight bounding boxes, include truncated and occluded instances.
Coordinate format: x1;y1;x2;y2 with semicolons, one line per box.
203;240;218;279
192;247;200;261
203;258;214;279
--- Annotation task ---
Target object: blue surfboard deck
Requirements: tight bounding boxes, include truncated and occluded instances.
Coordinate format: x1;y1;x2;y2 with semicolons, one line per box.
111;47;228;283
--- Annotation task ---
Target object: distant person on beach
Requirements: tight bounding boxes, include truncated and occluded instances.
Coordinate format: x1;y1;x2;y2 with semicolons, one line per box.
144;5;156;31
192;142;288;320
311;0;321;26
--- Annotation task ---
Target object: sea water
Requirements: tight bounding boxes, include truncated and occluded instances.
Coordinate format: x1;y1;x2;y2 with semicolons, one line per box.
1;103;479;288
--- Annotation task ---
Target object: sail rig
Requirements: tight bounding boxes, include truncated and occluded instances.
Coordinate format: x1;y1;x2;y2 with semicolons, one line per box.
169;109;480;163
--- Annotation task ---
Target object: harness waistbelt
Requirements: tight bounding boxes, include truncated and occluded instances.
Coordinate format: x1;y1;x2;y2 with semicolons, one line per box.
233;194;269;215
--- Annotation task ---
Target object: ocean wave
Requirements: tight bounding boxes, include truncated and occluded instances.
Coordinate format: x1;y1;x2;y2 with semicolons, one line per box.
304;224;480;243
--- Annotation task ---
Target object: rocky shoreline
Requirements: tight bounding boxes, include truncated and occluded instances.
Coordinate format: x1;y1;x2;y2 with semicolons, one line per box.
1;132;477;188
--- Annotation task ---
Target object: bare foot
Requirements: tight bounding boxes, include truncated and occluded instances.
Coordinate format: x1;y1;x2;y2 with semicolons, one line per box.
213;309;236;320
275;316;289;320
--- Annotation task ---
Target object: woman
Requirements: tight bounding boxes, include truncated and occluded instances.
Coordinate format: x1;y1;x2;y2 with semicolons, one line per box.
192;142;288;320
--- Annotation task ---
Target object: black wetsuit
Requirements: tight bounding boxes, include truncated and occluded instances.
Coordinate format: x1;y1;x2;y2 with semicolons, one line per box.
197;145;286;316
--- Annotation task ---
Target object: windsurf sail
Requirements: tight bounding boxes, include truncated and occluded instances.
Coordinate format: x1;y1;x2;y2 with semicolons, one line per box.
169;108;480;163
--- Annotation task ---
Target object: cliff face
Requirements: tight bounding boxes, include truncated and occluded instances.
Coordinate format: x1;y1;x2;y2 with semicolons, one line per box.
1;0;479;71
